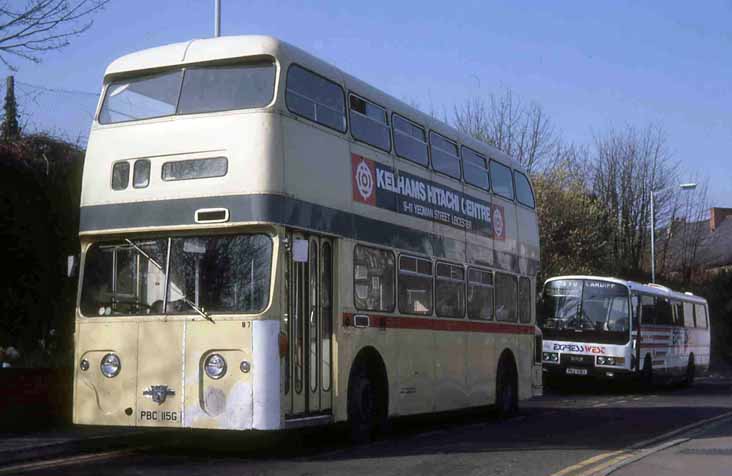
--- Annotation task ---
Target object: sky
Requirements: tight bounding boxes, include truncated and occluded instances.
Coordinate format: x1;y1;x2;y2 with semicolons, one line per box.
6;0;731;206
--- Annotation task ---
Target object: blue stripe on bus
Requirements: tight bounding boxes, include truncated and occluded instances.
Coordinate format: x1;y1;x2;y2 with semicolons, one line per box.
79;193;539;274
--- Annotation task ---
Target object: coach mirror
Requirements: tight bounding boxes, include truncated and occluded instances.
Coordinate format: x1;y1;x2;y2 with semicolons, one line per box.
67;255;79;278
292;239;309;263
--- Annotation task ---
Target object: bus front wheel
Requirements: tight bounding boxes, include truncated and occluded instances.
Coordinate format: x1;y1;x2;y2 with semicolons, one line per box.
495;355;518;418
348;366;377;443
683;355;695;387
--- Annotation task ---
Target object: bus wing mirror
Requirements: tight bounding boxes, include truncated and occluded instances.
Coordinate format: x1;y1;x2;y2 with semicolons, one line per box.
292;239;308;263
67;255;79;278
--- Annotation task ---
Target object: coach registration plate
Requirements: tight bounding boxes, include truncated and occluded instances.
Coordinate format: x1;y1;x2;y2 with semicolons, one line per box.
566;367;588;376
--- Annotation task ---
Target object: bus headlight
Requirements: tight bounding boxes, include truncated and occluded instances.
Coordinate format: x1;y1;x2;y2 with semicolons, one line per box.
596;356;625;366
204;353;227;379
100;353;121;378
543;352;559;363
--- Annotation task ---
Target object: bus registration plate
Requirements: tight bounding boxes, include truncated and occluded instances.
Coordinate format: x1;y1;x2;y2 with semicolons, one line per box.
566;367;588;376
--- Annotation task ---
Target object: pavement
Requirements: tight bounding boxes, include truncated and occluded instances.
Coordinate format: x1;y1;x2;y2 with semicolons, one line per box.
610;413;732;476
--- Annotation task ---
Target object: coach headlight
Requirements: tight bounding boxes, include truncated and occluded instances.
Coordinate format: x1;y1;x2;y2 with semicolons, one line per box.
204;353;227;379
100;353;121;378
543;352;559;363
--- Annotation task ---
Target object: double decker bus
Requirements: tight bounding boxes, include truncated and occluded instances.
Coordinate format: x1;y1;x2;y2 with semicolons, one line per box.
73;35;542;439
539;276;710;385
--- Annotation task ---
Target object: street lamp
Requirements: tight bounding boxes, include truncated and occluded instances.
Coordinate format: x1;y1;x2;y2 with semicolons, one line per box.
650;182;697;283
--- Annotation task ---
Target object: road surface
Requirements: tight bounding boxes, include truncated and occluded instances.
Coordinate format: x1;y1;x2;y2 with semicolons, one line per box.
6;376;732;476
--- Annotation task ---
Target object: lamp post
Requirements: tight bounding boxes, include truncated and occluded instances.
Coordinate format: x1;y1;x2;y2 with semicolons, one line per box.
214;0;221;37
650;183;697;283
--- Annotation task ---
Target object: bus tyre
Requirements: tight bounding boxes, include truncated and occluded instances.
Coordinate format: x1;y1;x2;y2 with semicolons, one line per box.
348;368;376;444
496;359;518;418
641;355;653;389
683;355;695;387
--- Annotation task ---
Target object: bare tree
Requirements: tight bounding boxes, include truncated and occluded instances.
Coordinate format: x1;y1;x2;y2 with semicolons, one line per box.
659;176;710;282
454;88;558;173
591;124;678;277
0;0;110;70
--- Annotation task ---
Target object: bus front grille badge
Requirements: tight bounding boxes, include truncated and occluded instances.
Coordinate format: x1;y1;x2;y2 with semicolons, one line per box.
143;385;175;405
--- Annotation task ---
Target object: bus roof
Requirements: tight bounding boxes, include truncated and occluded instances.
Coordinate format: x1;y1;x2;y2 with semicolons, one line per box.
543;275;708;305
103;35;520;172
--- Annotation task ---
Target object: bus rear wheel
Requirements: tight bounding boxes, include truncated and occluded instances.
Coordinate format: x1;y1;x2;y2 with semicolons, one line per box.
496;357;518;418
348;367;377;443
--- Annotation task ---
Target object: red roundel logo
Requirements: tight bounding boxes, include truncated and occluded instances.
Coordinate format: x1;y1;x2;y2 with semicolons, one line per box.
493;206;505;240
352;154;376;205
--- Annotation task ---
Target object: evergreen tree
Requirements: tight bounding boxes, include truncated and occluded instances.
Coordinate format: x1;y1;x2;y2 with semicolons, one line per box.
1;75;20;142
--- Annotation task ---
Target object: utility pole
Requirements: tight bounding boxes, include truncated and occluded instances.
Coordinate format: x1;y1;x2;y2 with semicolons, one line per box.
214;0;221;37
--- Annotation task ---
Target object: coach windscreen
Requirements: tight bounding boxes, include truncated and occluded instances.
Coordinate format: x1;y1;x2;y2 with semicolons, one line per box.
539;279;631;345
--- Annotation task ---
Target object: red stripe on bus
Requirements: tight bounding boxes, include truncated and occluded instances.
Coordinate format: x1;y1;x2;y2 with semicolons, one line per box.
342;313;535;335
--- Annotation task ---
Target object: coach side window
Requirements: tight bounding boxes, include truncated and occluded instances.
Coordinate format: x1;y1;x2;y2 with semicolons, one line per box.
467;268;493;320
353;245;395;312
671;301;684;327
518;277;532;323
640;295;656;325
429;131;461;180
393;114;428;167
490;160;514;200
435;262;465;318
514;171;535;208
631;294;640;330
398;256;433;315
656;297;673;326
462;147;490;191
495;273;518;322
349;94;391;152
683;302;695;327
694;304;708;329
286;64;346;132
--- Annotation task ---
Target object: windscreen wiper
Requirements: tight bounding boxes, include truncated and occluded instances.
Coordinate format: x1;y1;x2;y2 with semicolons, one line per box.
124;238;214;324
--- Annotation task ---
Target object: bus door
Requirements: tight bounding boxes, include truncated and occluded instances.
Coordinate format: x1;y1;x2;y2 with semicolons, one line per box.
286;232;333;417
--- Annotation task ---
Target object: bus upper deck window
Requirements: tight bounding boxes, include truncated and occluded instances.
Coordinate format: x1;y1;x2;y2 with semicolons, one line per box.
514;171;535;208
393;114;428;167
490;160;515;201
429;131;461;180
112;161;130;190
286;64;346;132
349;94;391;152
462;146;490;191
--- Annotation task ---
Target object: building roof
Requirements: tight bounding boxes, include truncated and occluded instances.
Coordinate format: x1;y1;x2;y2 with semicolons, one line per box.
664;213;732;271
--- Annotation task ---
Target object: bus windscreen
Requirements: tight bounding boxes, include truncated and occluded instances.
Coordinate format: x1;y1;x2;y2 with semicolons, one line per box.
99;62;275;124
80;234;272;316
539;279;630;344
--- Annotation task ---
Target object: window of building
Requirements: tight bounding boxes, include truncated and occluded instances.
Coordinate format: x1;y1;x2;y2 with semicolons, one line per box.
518;277;532;323
495;272;518;322
429;131;461;179
286;64;346;132
349;94;390;151
112;161;130;190
490;160;514;200
435;262;465;318
514;171;535;208
398;255;433;315
393;114;428;166
467;268;493;320
462;147;490;190
353;245;395;312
